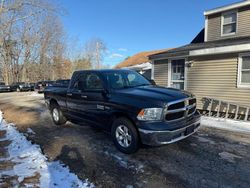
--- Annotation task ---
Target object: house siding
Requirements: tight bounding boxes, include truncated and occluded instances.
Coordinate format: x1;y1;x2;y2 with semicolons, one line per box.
187;55;250;109
207;6;250;41
153;59;168;87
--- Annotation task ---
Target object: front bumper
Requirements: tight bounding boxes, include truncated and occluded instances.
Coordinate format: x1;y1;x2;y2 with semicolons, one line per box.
138;112;201;146
36;88;45;93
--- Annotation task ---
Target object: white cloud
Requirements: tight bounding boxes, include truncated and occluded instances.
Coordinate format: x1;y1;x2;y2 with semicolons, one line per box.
118;48;128;52
109;53;124;58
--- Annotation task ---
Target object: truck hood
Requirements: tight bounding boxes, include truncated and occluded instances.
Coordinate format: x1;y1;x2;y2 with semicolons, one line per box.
114;85;193;104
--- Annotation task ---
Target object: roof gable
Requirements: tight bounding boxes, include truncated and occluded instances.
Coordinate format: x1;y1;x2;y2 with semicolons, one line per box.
191;28;205;44
115;49;170;68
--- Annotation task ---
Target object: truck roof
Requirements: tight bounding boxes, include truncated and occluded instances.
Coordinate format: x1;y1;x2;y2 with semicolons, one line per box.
74;69;134;74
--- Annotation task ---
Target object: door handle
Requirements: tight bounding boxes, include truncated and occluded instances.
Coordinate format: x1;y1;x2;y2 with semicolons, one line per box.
67;93;72;96
81;95;87;99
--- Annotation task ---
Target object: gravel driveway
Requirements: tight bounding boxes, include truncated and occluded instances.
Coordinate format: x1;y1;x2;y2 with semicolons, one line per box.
0;92;250;188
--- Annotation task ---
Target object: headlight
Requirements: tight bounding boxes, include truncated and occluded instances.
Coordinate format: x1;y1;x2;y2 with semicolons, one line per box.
137;108;163;121
19;85;23;88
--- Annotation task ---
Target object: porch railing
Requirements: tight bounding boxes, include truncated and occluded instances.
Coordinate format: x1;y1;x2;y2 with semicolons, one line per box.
200;97;250;122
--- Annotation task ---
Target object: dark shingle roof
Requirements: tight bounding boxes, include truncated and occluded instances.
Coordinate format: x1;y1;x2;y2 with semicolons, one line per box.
191;29;204;44
149;36;250;60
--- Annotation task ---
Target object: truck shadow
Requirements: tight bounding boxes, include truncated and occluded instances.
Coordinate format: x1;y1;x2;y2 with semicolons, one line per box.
55;145;86;174
4;99;250;188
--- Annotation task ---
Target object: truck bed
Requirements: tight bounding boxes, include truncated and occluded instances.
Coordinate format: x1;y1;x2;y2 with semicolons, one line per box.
44;86;68;109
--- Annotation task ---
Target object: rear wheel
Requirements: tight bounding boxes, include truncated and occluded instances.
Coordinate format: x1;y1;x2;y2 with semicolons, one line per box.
111;117;140;154
50;103;67;125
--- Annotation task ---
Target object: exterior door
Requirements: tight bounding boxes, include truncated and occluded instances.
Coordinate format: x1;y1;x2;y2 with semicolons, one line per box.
170;59;185;90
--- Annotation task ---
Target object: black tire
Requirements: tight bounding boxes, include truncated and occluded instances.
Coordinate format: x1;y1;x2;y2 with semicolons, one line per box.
111;117;140;154
50;103;67;125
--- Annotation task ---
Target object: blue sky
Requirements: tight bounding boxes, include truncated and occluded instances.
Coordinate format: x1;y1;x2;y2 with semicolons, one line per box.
60;0;240;67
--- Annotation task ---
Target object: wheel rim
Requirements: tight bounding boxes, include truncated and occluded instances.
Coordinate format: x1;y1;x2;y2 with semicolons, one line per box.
52;108;59;122
115;125;132;148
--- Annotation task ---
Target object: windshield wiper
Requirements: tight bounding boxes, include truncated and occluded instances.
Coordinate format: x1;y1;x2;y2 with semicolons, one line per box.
135;84;151;87
123;85;135;89
122;84;151;89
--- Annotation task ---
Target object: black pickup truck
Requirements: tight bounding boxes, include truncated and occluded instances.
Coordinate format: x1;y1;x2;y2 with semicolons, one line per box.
44;69;201;154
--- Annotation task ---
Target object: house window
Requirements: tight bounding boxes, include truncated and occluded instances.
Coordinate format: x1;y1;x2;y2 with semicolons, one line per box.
221;11;237;36
238;54;250;88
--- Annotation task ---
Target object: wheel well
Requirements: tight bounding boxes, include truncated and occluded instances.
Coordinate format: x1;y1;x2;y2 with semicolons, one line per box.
49;99;58;110
112;112;134;124
111;112;141;141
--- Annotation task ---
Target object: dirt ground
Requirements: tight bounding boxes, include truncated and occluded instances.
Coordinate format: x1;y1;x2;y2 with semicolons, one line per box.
1;92;250;188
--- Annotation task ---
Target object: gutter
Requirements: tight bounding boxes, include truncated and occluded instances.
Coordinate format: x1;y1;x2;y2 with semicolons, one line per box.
204;1;250;16
189;43;250;56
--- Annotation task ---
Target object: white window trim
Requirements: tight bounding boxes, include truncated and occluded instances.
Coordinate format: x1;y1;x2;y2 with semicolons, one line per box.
237;53;250;88
151;60;154;80
184;60;188;90
168;58;187;90
204;16;208;42
221;10;238;37
168;60;171;87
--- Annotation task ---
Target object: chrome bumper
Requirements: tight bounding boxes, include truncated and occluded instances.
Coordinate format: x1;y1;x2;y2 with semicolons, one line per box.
138;119;201;146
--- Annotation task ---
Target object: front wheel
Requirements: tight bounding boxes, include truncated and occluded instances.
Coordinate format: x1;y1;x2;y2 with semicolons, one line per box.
111;117;140;154
50;104;67;125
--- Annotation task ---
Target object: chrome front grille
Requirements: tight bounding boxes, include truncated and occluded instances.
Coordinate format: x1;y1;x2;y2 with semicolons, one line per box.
165;98;196;122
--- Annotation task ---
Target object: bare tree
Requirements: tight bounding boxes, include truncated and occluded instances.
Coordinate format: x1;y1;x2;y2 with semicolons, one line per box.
73;58;92;71
0;1;108;84
84;38;107;69
0;0;67;84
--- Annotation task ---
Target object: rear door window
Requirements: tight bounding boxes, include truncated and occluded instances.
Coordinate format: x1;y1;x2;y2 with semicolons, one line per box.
73;73;104;91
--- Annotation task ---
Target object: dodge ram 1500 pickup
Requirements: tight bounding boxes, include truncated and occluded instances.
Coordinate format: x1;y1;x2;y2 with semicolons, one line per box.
44;69;201;154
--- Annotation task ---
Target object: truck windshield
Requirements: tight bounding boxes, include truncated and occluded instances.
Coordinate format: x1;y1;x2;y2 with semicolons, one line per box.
105;71;151;89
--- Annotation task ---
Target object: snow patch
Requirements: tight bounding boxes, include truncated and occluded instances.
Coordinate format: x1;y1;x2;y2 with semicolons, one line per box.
201;116;250;134
0;111;94;188
195;136;215;145
26;128;35;135
103;151;144;173
219;151;242;163
29;92;43;97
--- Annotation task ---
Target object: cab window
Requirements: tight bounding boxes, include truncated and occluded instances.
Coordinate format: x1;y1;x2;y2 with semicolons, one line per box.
73;73;104;91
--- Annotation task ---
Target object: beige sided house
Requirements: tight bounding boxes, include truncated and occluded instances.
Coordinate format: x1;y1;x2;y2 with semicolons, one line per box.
149;1;250;116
